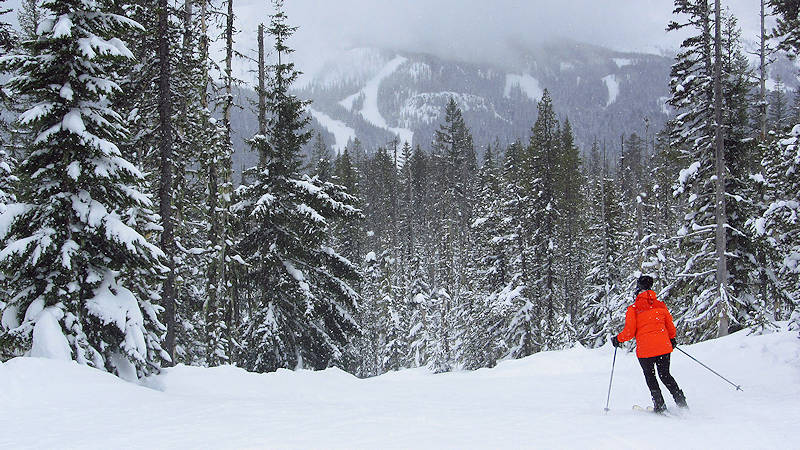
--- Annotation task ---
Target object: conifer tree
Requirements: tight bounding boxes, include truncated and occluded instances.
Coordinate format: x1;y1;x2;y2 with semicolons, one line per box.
0;0;167;378
581;151;626;347
526;90;563;349
768;0;800;58
236;0;361;372
499;141;536;358
667;0;734;340
768;79;789;133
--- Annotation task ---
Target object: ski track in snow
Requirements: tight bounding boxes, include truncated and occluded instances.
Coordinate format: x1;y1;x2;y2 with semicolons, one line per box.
308;108;356;155
339;55;414;146
603;74;620;107
1;329;798;449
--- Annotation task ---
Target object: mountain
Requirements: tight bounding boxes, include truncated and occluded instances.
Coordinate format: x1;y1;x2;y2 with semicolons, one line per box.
229;41;800;174
296;42;675;154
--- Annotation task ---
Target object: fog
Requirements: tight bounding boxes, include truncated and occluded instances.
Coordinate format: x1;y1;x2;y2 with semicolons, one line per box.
236;0;764;82
2;0;766;82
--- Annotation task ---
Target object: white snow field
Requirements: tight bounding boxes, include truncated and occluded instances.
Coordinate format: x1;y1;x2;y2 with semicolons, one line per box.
1;328;798;449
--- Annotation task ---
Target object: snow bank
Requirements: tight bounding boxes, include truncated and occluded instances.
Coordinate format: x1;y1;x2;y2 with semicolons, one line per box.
1;329;798;449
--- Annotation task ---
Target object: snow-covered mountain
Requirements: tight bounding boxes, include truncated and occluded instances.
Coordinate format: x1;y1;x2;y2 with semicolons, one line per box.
228;40;799;173
294;42;676;154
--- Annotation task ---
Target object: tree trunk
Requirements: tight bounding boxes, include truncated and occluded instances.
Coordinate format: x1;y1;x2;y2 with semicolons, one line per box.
760;0;768;141
713;0;729;337
257;23;266;167
157;0;176;363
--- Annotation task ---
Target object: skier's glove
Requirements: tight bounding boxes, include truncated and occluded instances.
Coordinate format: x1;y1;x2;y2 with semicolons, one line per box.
670;338;677;349
611;336;621;348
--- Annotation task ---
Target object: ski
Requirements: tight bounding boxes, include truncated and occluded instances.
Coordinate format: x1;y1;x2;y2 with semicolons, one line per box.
632;404;654;413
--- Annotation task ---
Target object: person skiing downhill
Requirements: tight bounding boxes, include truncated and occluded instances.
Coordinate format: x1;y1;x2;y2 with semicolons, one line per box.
611;275;688;413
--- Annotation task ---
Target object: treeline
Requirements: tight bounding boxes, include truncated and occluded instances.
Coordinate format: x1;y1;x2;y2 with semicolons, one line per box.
0;0;798;379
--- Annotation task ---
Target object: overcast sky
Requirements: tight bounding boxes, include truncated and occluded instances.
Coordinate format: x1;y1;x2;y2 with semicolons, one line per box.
4;0;766;82
233;0;764;81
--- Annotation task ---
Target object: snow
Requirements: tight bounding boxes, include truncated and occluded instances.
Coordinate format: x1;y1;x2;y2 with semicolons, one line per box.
400;92;503;125
1;328;798;448
52;15;73;39
30;307;72;361
308;108;356;154
602;75;619;107
346;55;414;146
613;58;633;68
504;73;543;102
306;48;389;91
85;271;147;363
678;161;701;186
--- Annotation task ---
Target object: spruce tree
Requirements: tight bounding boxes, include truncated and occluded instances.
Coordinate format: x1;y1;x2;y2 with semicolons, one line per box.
236;0;361;372
667;0;734;341
768;0;800;58
0;0;167;378
526;90;563;349
499;141;537;358
581;152;626;347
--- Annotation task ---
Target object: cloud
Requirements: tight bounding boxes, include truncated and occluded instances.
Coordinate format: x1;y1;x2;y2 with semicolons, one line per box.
3;0;765;83
229;0;763;82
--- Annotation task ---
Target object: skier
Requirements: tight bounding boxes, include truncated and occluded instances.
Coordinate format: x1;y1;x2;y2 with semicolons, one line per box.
611;275;688;413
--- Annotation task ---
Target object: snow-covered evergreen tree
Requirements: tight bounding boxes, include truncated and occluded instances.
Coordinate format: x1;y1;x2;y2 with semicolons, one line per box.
236;1;361;372
581;156;626;347
0;0;167;378
498;140;537;358
666;0;735;341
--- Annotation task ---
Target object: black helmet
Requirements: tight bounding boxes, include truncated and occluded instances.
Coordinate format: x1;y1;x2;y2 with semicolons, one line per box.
637;275;654;291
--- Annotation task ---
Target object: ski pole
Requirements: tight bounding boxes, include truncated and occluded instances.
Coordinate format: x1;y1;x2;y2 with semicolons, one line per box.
604;346;618;412
675;346;742;391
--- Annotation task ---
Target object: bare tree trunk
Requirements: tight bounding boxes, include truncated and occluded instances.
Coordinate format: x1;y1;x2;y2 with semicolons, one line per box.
222;0;235;356
258;23;266;134
713;0;729;337
760;0;768;141
157;0;176;363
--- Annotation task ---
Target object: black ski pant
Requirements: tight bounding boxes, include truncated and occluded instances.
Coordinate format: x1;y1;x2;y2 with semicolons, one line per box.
638;353;685;409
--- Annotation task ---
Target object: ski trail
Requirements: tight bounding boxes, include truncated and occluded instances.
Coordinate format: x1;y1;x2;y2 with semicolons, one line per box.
339;55;414;146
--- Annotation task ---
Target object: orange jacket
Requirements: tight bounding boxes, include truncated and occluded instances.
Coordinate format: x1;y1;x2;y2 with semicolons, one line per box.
616;290;677;358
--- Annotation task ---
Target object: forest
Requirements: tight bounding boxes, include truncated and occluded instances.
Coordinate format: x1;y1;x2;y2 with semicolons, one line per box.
0;0;798;380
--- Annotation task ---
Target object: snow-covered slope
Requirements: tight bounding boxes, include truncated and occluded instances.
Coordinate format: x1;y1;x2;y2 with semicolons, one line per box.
288;42;677;157
2;328;798;449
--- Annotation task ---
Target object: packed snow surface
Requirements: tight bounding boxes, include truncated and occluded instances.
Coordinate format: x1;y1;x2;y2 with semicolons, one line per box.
308;108;356;154
1;329;798;449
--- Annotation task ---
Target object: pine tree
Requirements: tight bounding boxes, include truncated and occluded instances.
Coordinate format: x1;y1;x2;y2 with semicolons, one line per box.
756;125;800;330
0;0;167;378
462;142;507;368
768;78;789;133
0;0;16;113
309;131;334;181
526;90;563;349
236;0;361;372
499;140;537;358
555;119;586;338
581;149;626;348
768;0;800;58
667;0;734;341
